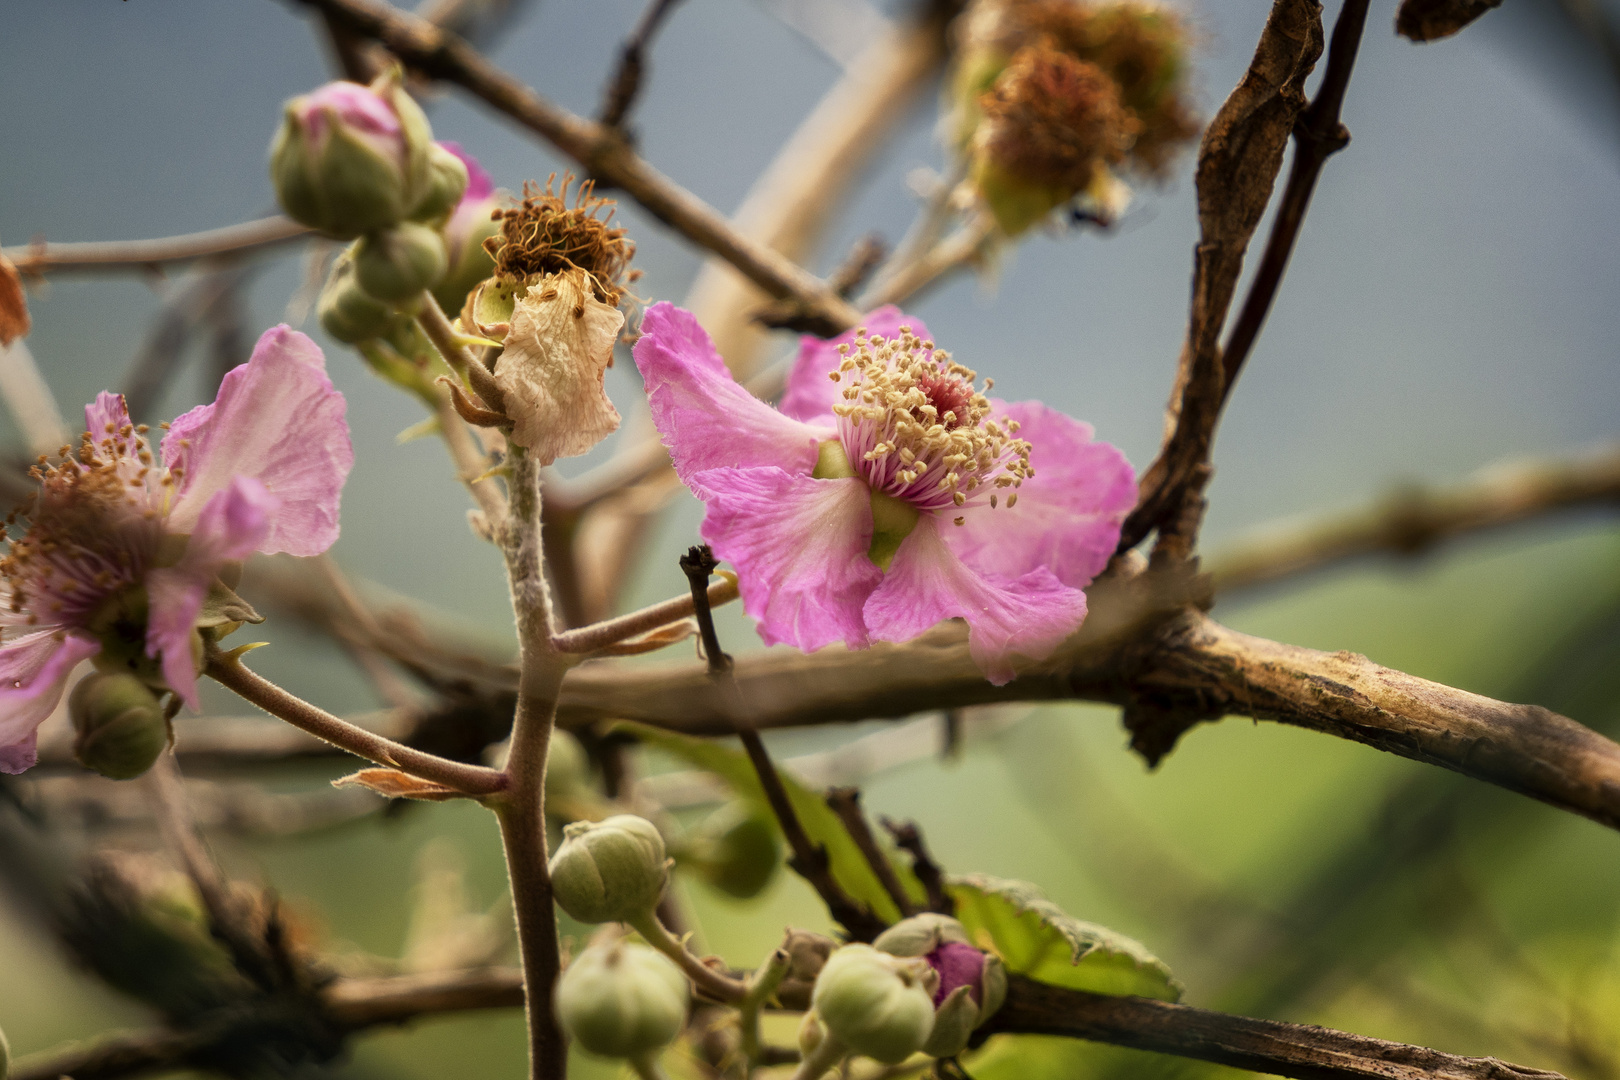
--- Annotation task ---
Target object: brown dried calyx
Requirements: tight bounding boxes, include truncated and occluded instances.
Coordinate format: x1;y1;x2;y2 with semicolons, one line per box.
978;43;1137;190
485;175;639;307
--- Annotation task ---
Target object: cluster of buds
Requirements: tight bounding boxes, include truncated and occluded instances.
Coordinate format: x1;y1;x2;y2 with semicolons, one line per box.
797;915;1006;1076
949;0;1199;234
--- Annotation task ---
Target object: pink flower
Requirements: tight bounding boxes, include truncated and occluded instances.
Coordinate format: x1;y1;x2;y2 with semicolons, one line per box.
633;304;1135;684
0;326;353;773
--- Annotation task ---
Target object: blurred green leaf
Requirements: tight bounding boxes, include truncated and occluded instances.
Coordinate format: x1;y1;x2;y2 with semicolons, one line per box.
950;873;1182;1000
618;722;921;922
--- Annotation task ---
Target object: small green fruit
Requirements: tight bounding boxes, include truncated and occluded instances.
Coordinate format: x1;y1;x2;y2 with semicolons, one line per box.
556;939;688;1059
70;671;168;781
548;814;668;924
352;222;447;302
811;943;937;1064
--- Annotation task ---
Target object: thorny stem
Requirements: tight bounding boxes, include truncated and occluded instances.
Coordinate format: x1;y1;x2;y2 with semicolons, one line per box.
678;545;888;942
204;644;507;796
627;912;748;1004
491;445;572;1080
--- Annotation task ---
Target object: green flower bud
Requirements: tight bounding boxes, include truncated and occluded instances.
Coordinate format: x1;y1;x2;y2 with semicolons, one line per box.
352;222;447;303
685;801;780;899
410;142;470;225
548;814;668;924
811;943;937;1064
70;671;168;780
556;939;689;1058
318;249;401;344
271;80;415;239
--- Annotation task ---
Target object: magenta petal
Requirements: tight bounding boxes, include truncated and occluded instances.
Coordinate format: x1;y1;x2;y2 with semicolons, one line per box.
146;478;278;709
780;306;933;425
865;516;1087;685
634;304;830;482
692;467;881;651
0;630;101;774
438;141;495;201
163;325;353;558
949;401;1135;588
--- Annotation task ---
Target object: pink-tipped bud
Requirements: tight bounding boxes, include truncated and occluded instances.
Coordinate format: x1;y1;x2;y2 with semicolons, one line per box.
431;143;502;316
873;914;1006;1057
270;70;435;239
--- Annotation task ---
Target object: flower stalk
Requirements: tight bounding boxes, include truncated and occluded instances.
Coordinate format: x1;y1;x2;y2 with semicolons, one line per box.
738;948;792;1072
625;910;748;1005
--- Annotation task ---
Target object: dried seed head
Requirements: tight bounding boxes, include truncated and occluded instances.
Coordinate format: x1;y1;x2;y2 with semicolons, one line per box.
485;175;638;307
976;44;1137;192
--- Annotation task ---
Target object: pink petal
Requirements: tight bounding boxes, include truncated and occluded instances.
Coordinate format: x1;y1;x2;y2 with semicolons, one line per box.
865;516;1088;685
634;303;830;483
948;401;1136;588
163;325;353;557
692;467;881;651
780;306;932;425
147;478;278;709
0;630;101;774
84;391;132;439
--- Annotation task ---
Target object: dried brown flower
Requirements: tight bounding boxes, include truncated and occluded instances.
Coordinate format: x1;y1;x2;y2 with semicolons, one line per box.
976;43;1136;191
485;175;638;307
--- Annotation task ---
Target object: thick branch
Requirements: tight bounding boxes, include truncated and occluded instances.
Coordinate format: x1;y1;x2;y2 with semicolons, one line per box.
289;0;860;331
2;216;311;276
556;572;1620;833
1209;444;1620;592
989;975;1564;1080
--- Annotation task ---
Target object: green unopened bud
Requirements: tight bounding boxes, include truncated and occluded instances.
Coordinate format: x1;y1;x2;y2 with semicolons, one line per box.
318;249;402;343
812;944;937;1064
556;939;689;1058
271;80;414;239
873;913;971;957
685;801;780;899
352;222;447;302
410;142;470;225
549;814;668;924
70;672;167;780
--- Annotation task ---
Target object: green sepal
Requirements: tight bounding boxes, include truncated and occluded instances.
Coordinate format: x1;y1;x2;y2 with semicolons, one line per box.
867;489;920;571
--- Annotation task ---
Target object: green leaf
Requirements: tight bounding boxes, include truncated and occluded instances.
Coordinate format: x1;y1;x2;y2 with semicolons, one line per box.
949;873;1181;1000
617;721;920;922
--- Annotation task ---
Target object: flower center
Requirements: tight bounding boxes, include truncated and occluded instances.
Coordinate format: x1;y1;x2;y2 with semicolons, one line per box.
829;325;1032;520
0;422;167;633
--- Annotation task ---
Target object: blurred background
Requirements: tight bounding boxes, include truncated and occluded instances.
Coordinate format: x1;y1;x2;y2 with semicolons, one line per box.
1;0;1617;1076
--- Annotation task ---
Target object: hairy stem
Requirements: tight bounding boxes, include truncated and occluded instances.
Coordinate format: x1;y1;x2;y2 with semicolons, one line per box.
492;446;572;1080
627;912;748;1004
204;645;506;796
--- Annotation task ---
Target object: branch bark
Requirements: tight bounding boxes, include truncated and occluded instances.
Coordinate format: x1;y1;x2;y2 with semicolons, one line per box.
987;975;1565;1080
2;216;311;276
556;569;1620;834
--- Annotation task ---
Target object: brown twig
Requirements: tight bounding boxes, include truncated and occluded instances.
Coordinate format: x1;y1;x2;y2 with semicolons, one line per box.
1208;444;1620;593
2;216;311;276
204;645;508;796
1116;0;1329;558
1218;0;1372;404
825;787;919;917
598;0;686;130
550;575;738;654
289;0;860;332
880;817;953;916
984;974;1566;1080
678;545;888;941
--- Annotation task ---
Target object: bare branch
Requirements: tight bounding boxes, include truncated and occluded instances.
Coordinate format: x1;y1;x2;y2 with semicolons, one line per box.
557;565;1620;834
598;0;687;131
988;975;1566;1080
1210;444;1620;593
290;0;860;333
880;817;953;916
826;787;919;917
2;216;311;276
551;575;739;654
